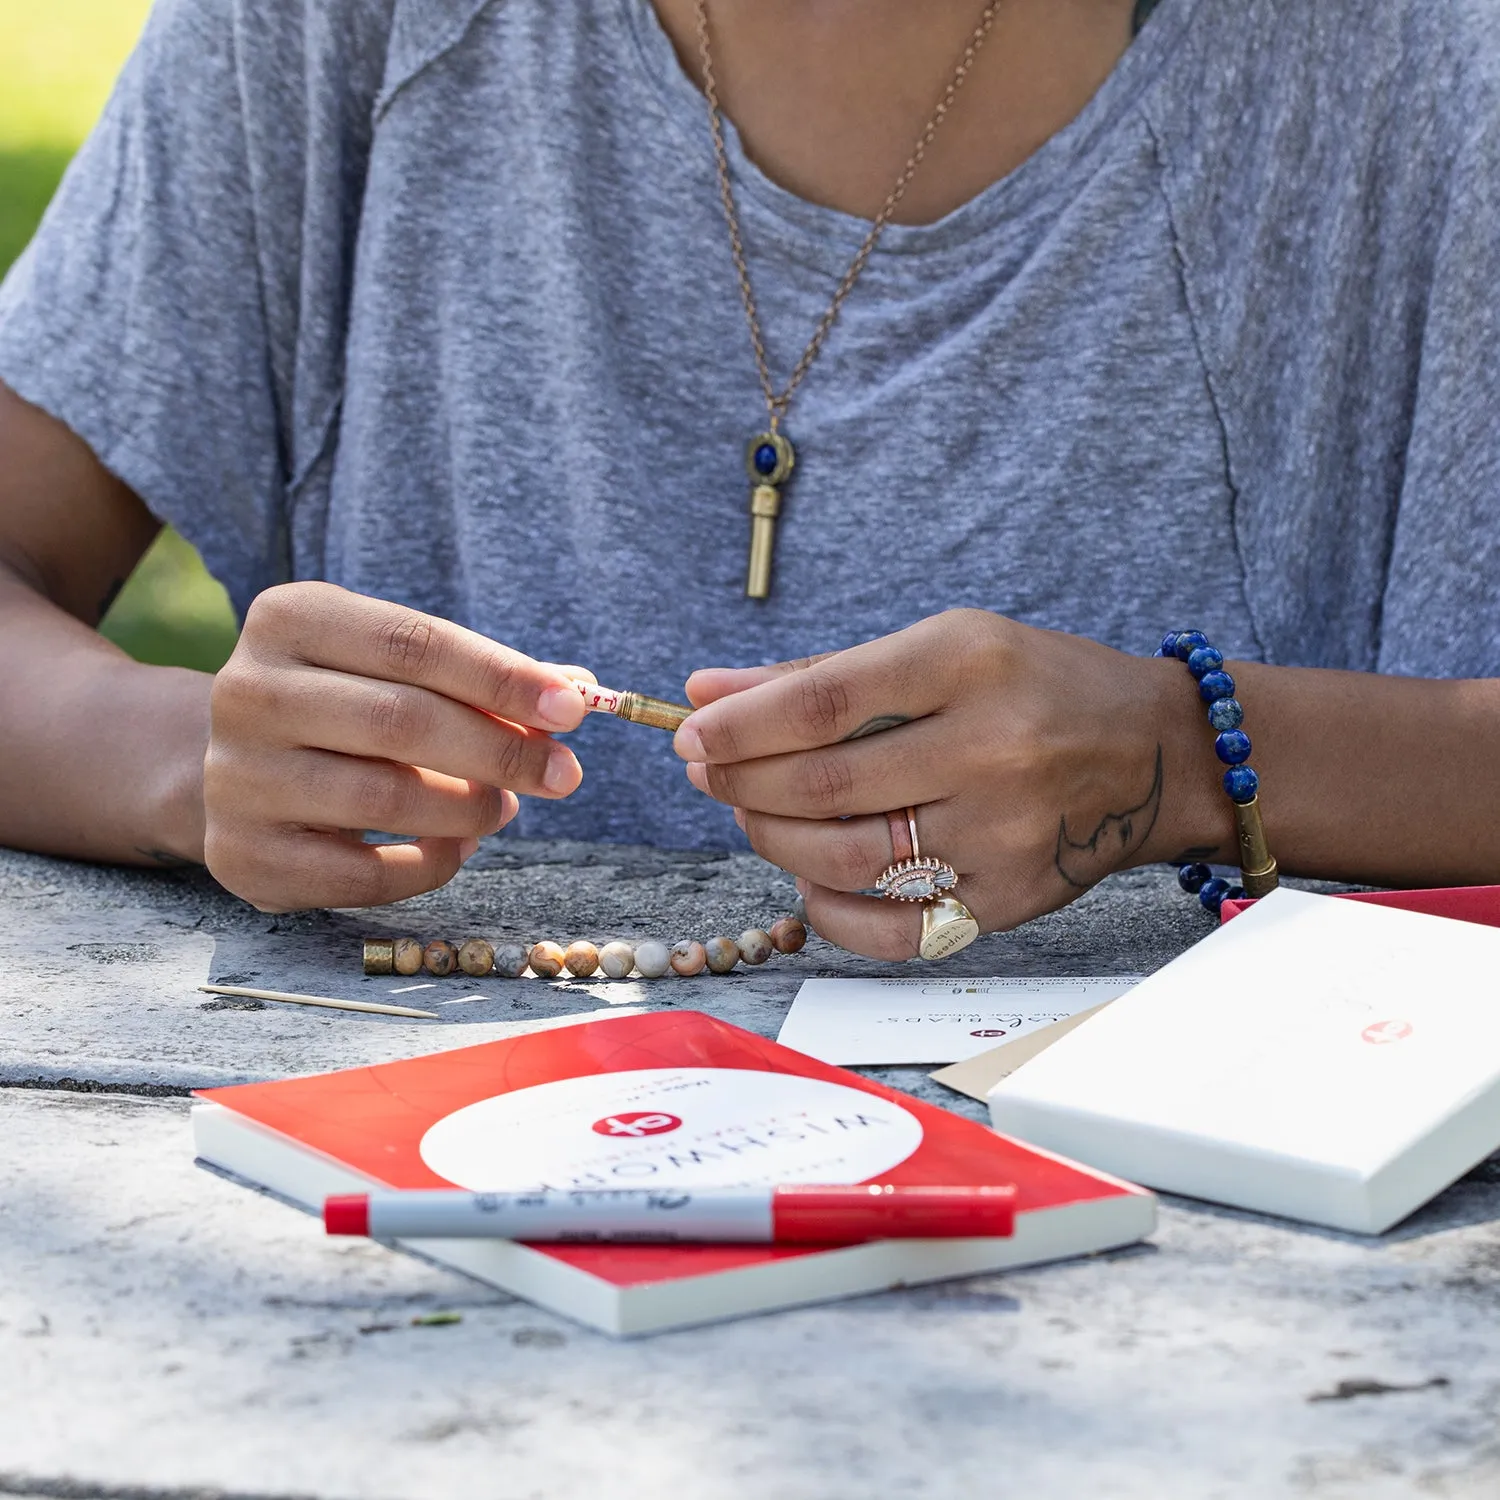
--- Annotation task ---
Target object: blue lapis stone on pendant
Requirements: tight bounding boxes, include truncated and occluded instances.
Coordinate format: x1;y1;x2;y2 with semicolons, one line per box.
753;443;780;477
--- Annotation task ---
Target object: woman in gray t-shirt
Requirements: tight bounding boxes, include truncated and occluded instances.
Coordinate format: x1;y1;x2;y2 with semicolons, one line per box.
0;0;1496;955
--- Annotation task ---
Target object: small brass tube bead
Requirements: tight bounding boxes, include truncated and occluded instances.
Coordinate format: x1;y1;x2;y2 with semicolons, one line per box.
362;937;395;976
745;484;782;600
1233;796;1280;897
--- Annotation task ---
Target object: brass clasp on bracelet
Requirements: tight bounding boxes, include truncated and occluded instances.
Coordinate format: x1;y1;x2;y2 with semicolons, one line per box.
1233;796;1280;897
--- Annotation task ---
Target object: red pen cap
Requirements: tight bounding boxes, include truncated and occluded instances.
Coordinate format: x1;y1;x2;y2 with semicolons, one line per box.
324;1194;371;1236
770;1184;1015;1242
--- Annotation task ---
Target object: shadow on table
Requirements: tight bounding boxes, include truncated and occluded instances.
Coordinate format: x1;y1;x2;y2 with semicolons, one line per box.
1161;1155;1500;1245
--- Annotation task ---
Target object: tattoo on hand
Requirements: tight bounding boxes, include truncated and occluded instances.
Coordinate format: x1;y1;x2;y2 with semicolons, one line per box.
841;714;912;742
1168;844;1222;864
135;847;202;868
1054;747;1164;889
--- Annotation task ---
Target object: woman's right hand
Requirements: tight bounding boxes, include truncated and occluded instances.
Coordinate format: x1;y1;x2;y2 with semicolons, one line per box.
203;583;589;912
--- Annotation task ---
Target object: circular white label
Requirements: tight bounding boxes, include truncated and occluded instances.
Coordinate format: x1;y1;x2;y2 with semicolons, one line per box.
419;1067;924;1191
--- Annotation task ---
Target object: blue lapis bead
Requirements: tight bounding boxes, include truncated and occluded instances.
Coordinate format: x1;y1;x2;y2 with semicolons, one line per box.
1208;696;1244;731
1187;645;1224;679
1197;669;1235;702
1198;876;1231;913
1177;862;1212;894
1157;631;1182;659
1222;765;1259;803
753;443;780;477
1215;729;1252;765
1174;631;1209;661
1224;885;1247;903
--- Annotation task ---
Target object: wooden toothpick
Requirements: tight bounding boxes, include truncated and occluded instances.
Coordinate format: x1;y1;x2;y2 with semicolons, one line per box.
197;984;439;1020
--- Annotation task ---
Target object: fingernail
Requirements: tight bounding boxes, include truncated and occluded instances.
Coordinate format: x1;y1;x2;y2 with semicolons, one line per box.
537;684;584;730
794;877;809;896
685;762;709;793
544;748;580;794
733;806;746;830
674;723;705;761
458;837;480;862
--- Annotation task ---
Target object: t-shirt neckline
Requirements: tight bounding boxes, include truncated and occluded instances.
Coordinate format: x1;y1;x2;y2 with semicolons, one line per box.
618;0;1200;262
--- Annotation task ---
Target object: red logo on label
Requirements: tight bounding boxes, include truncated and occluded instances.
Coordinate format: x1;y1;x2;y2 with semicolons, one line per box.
970;1029;1008;1038
1362;1020;1414;1045
591;1111;683;1137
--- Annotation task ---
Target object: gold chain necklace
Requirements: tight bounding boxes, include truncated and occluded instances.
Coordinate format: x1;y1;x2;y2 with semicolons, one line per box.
695;0;1000;598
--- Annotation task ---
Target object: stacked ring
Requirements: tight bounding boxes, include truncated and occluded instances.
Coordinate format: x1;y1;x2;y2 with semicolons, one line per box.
877;807;979;960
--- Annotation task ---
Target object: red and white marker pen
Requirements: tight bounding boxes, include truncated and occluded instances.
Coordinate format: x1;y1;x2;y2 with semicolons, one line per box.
324;1184;1015;1243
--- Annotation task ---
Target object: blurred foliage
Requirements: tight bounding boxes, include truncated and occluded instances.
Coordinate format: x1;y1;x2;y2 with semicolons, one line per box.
1;0;240;672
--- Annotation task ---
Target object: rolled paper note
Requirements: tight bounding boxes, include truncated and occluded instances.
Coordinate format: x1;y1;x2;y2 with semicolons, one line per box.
574;681;691;732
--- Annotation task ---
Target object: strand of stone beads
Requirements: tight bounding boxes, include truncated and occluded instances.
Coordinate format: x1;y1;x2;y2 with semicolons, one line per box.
363;917;807;978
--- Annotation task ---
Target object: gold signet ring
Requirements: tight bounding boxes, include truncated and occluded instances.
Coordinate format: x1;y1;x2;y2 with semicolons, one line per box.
919;897;981;961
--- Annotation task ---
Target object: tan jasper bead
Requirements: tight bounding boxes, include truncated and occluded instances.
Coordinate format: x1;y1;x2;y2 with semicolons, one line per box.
669;940;707;976
705;936;740;974
770;917;808;954
737;928;774;966
422;940;458;977
564;940;600;978
598;941;636;979
456;938;495;977
528;941;566;978
392;937;425;976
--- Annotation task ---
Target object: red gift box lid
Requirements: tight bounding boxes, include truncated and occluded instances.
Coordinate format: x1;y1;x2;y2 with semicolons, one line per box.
1221;885;1500;929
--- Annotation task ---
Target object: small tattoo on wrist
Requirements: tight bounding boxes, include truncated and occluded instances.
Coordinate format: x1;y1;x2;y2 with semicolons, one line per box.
1054;747;1164;889
841;714;912;742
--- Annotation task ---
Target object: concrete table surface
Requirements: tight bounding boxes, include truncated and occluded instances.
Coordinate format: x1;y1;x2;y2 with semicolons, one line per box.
1;841;1496;1500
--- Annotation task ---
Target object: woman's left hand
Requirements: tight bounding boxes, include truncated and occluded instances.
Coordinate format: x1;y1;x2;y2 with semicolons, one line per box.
674;609;1224;958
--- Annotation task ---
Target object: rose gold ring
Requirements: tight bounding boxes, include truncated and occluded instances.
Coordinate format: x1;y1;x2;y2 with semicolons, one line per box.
886;808;915;865
876;805;958;903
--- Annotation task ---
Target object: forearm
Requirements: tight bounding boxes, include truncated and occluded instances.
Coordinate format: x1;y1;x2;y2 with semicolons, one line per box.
1149;659;1500;888
0;564;211;865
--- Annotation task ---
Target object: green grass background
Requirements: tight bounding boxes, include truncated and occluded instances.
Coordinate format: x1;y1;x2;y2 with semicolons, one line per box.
1;0;240;672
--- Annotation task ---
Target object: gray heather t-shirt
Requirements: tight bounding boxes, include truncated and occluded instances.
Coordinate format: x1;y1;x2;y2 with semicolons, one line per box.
2;0;1498;849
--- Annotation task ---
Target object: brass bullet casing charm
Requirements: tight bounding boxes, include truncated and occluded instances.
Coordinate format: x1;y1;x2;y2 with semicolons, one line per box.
362;937;395;976
919;898;981;961
744;431;795;600
746;485;782;600
1233;796;1280;898
574;682;692;732
615;692;691;732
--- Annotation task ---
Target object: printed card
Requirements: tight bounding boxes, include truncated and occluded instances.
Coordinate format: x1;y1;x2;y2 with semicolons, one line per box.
776;976;1142;1066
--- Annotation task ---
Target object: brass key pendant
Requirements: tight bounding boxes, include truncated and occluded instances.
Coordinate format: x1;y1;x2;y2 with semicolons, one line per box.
743;430;795;600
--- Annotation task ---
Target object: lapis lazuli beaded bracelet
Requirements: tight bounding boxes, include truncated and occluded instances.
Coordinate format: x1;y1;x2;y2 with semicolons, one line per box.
1156;630;1281;915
